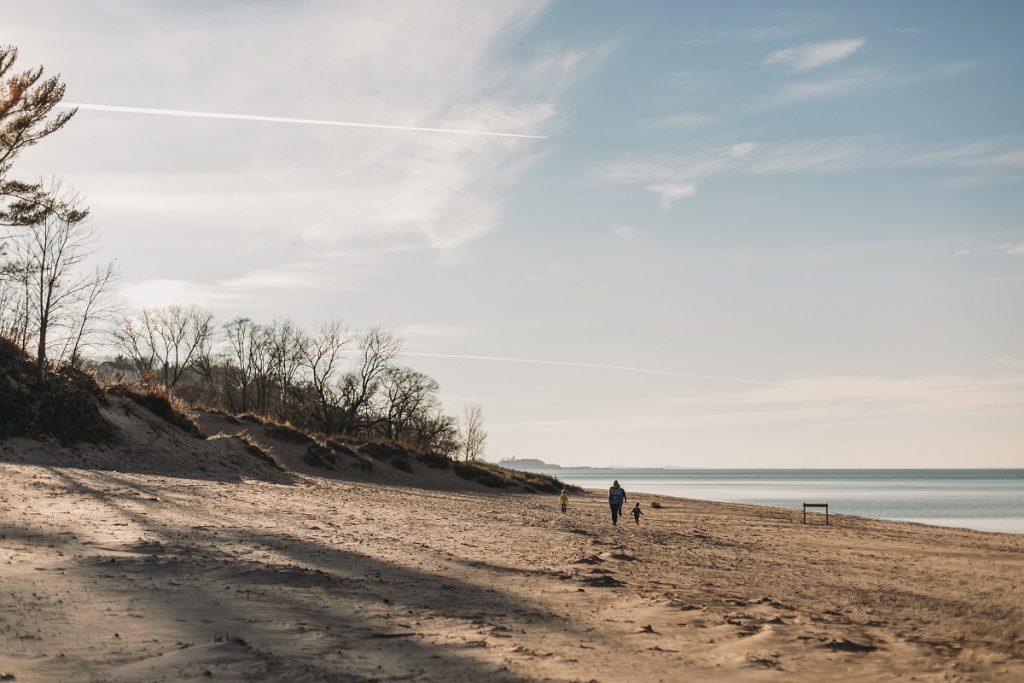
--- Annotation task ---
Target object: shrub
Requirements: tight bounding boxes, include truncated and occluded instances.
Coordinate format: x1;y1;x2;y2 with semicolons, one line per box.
303;443;337;470
360;441;409;462
265;422;315;446
451;460;575;493
206;407;242;424
390;457;413;473
38;372;115;443
235;432;286;471
0;338;114;443
351;456;373;473
56;364;109;405
415;450;451;469
327;439;358;457
514;470;576;494
0;384;32;439
107;384;202;438
453;461;511;489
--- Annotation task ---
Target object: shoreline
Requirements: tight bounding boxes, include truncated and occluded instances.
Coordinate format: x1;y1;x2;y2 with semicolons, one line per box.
3;462;1023;682
569;484;1024;536
543;466;1024;536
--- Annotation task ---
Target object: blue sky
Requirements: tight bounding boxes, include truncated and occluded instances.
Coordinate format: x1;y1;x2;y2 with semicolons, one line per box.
7;1;1023;466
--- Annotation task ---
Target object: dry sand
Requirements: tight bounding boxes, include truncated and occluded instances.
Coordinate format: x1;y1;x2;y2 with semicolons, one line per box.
1;462;1022;683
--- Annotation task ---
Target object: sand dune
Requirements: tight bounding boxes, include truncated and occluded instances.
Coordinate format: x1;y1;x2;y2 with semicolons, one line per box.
1;460;1022;682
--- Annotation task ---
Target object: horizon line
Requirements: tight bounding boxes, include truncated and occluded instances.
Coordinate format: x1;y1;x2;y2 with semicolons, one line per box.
58;103;550;140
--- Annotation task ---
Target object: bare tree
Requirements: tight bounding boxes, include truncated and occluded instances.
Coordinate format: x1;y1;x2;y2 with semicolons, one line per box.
268;318;304;420
249;326;274;415
340;326;401;433
58;261;118;367
419;411;460;457
10;183;116;378
113;308;159;381
221;317;277;415
380;366;440;441
114;306;214;391
297;321;348;434
1;45;80;227
459;403;487;462
223;317;258;413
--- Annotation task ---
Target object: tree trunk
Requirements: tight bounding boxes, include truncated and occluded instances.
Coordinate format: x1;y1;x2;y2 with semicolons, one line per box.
35;317;47;380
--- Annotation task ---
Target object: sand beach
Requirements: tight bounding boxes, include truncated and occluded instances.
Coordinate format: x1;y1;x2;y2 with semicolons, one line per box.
2;460;1022;682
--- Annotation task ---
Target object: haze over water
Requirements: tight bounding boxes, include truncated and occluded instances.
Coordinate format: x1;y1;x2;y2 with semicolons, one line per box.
526;467;1024;534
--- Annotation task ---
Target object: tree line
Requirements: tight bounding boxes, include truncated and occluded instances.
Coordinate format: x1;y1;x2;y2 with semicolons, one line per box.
108;309;485;459
0;44;486;461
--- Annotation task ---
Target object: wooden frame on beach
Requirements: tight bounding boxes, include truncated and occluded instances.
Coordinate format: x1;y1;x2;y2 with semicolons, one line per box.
803;502;830;526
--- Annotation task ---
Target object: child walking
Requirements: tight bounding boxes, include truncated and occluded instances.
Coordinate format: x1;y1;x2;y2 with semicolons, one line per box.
631;502;643;525
559;489;569;513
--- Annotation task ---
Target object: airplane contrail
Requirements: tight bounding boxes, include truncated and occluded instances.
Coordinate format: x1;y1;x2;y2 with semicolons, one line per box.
403;351;764;384
58;103;549;140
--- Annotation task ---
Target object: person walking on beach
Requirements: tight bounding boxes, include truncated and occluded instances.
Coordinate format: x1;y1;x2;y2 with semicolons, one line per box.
559;489;569;513
609;480;626;526
631;502;643;525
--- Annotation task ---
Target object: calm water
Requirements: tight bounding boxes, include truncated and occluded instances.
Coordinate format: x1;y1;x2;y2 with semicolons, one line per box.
526;468;1024;534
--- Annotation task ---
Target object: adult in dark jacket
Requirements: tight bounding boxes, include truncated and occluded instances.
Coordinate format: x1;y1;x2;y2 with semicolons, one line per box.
608;480;627;525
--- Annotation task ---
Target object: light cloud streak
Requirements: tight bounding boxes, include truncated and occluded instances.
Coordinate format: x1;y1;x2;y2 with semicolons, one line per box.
763;37;866;71
955;242;1024;257
656;113;714;128
403;351;763;384
601;137;1024;207
680;25;806;46
767;61;982;106
490;373;1024;433
58;103;550;140
647;183;696;209
774;68;886;102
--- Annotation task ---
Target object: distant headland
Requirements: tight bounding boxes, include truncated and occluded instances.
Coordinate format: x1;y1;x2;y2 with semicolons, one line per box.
498;457;569;470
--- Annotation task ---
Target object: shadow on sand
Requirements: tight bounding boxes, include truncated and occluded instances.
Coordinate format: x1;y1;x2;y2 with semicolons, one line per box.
8;467;590;682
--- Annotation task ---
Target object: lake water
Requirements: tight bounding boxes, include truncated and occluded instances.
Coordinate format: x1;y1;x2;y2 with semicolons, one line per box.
521;468;1024;534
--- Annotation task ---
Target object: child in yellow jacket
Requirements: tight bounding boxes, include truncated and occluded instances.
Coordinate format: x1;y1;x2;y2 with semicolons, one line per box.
559;489;569;513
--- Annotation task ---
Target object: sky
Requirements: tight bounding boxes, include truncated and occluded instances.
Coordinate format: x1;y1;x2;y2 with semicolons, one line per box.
6;0;1024;467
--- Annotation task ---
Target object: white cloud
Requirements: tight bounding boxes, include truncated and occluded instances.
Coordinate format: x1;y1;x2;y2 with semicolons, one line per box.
612;225;637;242
767;61;980;107
729;142;757;159
955;242;1024;257
647;183;696;210
656;112;713;128
122;254;385;309
600;137;1024;207
775;68;886;102
120;279;219;309
745;138;881;173
763;37;866;71
9;1;609;312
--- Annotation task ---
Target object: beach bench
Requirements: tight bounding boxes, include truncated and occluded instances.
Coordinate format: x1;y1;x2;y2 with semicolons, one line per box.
802;503;829;526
